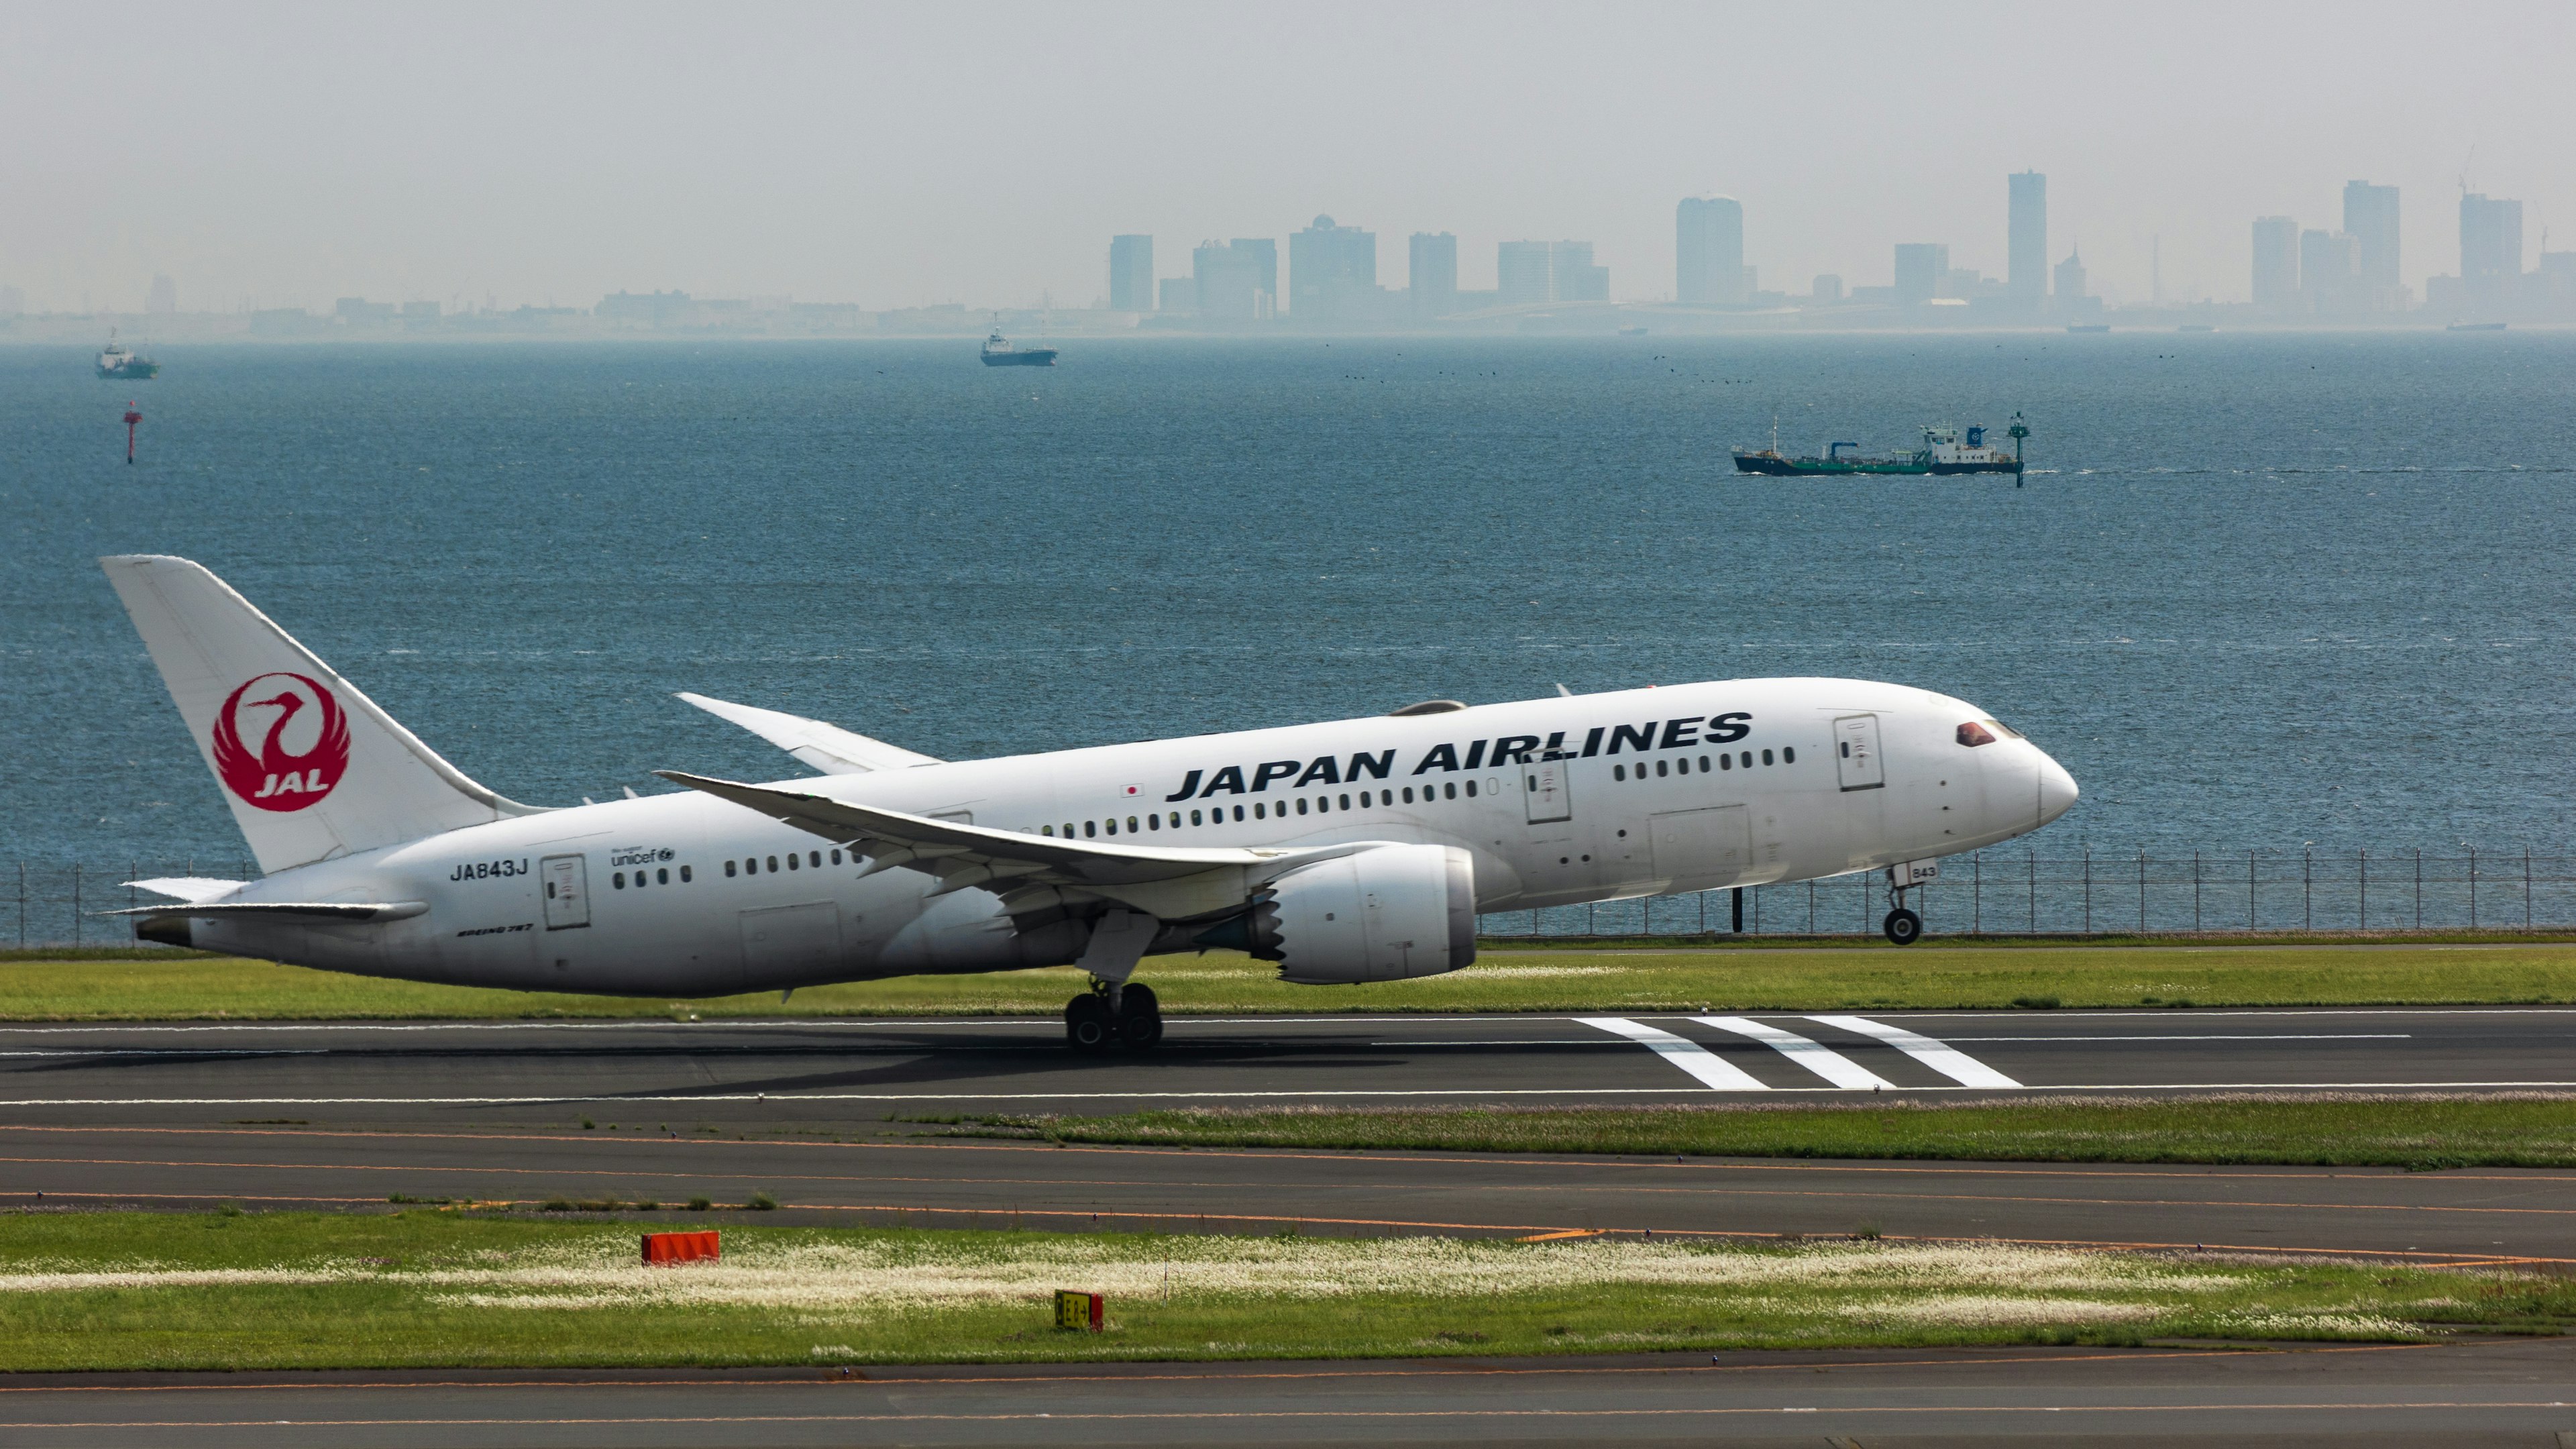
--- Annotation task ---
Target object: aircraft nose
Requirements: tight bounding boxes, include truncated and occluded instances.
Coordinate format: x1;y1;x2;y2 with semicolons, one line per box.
2036;752;2078;827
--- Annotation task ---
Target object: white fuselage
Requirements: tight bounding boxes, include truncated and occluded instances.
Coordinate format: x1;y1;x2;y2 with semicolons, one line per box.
189;678;2075;996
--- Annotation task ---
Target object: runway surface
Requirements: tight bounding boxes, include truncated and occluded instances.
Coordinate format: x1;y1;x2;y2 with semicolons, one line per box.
5;1340;2573;1447
4;1008;2573;1262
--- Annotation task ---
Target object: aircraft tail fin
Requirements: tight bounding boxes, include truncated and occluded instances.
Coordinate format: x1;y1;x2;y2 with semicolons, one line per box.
100;555;539;874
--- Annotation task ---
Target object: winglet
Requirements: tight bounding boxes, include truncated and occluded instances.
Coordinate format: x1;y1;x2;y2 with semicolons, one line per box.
676;693;941;775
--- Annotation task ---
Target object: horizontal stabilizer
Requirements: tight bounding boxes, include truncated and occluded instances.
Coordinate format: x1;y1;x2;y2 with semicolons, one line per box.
126;877;247;904
110;900;428;922
676;693;941;775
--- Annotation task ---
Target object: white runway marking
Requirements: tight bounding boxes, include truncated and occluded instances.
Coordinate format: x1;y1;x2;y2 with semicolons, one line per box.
1805;1016;2022;1088
1692;1017;1894;1090
1939;1034;2410;1043
1575;1018;1771;1089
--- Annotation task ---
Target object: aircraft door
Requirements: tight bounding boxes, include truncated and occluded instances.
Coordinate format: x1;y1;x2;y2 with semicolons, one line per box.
1835;714;1886;792
540;854;590;930
1523;760;1572;823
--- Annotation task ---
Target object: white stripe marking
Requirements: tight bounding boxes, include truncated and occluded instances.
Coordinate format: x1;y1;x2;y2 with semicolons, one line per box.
1694;1017;1894;1090
1807;1015;2021;1087
1576;1017;1770;1091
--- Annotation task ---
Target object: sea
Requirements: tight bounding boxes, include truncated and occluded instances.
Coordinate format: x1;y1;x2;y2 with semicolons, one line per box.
5;330;2575;880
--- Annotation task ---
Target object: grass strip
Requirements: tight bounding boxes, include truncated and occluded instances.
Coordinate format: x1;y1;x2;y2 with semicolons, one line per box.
938;1093;2576;1171
1;1211;2566;1370
5;941;2576;1020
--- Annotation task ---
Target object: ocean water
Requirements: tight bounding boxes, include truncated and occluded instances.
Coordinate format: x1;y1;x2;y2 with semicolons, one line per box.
5;331;2575;875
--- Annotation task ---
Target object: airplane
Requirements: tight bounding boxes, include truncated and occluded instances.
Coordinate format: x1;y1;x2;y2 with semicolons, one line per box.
102;555;2077;1050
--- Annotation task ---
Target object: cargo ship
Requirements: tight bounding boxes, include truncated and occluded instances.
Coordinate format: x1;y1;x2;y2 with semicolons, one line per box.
1733;415;2027;477
979;328;1057;366
95;331;159;380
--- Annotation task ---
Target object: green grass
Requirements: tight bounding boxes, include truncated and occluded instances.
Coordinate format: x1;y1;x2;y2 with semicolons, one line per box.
940;1093;2576;1171
5;939;2576;1019
1;1211;2565;1370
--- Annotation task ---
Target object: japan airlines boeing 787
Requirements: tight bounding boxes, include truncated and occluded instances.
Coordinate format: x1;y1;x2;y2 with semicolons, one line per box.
103;555;2076;1049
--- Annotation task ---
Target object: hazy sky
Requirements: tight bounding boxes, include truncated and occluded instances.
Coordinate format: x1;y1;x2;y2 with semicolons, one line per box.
6;1;2569;312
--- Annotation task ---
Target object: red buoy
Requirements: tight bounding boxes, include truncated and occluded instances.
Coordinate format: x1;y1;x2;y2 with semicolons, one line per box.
122;403;142;465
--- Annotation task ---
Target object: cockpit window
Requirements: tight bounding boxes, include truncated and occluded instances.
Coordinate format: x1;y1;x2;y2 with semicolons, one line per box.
1956;720;1997;747
1985;718;2023;739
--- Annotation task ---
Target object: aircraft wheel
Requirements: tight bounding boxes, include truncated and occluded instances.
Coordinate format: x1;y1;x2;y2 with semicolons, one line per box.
1114;983;1162;1049
1882;908;1923;947
1065;994;1114;1051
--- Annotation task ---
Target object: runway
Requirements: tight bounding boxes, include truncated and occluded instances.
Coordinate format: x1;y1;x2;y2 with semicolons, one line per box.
5;1339;2573;1446
3;1008;2572;1263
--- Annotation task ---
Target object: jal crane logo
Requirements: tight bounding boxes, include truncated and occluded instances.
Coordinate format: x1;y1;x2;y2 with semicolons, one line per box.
210;672;350;812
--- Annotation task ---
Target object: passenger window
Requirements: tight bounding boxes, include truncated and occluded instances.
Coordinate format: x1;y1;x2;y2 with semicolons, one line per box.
1656;759;1669;777
1762;749;1774;765
1191;809;1203;826
1675;757;1688;774
1782;746;1796;763
1465;780;1477;798
1232;805;1245;821
1613;764;1626;781
1148;814;1159;830
767;855;779;872
1063;822;1075;837
1840;741;1850;757
1719;754;1731;771
1339;794;1350;809
546;881;557;897
612;871;625;889
725;860;737;877
1296;798;1309;815
1042;824;1055;835
1740;753;1752;769
1402;786;1415;804
809;851;820;868
1254;802;1267;819
788;853;799;870
1700;755;1711;771
1106;818;1118;835
829;849;841;865
1127;816;1138;833
657;867;669;885
680;865;692;882
1444;782;1458;800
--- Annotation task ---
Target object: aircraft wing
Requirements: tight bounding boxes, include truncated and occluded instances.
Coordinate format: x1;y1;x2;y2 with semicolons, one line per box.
656;770;1375;914
109;900;429;922
676;693;942;775
127;877;248;904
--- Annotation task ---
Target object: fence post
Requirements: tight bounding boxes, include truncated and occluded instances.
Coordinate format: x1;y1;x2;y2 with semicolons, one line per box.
1806;879;1815;934
1753;883;1761;934
2359;848;2367;931
72;863;81;946
2028;849;2037;934
2303;848;2312;932
2414;849;2422;930
2082;848;2092;934
2525;847;2533;930
2470;847;2477;928
15;863;23;949
1698;891;1706;935
1972;852;1982;936
2192;850;2202;933
1587;901;1595;937
2249;850;2257;931
2137;850;2147;934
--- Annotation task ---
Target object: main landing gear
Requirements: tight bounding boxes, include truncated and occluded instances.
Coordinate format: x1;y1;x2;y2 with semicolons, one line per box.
1065;979;1162;1051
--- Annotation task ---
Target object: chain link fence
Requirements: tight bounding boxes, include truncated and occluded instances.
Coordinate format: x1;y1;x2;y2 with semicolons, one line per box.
9;850;2575;948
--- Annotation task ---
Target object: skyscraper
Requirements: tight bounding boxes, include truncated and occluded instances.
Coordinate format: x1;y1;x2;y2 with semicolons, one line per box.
2460;193;2524;309
1289;215;1376;321
1892;243;1949;304
146;274;177;315
1408;232;1458;317
1108;235;1153;313
2251;217;2300;309
2008;171;2047;309
2342;182;2400;306
2301;229;2359;314
1193;238;1277;322
1497;241;1554;307
2053;246;2087;307
1676;196;1747;305
1552;242;1608;302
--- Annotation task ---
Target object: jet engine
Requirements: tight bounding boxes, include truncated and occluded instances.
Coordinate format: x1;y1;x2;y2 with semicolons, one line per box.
1231;843;1476;984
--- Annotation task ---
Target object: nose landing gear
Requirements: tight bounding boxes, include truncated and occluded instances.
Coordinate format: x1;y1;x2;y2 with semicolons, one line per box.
1065;979;1162;1051
1882;875;1925;947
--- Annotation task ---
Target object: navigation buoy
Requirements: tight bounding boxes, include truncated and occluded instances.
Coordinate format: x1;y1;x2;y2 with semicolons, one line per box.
122;403;142;465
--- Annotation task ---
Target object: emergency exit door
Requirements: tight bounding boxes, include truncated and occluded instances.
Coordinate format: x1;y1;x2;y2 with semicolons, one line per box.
1834;714;1885;792
541;854;590;930
1523;759;1572;823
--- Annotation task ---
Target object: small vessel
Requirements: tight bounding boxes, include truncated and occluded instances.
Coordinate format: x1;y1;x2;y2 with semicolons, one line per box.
980;327;1057;367
2447;321;2507;332
1735;415;2027;478
96;331;159;380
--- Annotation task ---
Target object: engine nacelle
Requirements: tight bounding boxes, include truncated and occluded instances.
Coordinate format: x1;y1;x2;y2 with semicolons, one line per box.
1242;843;1476;984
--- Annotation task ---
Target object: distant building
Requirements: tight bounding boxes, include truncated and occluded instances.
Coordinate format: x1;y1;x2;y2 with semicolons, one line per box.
2300;229;2359;314
1108;235;1154;313
1157;276;1196;314
334;297;396;325
1289;215;1377;321
2460;192;2524;311
146;274;177;315
2008;171;2047;307
1497;241;1554;307
1811;274;1843;303
1408;232;1458;317
2251;217;2300;309
1552;241;1608;302
1892;243;1949;304
1193;238;1277;322
401;300;441;324
596;290;694;327
2053;247;2095;319
1676;196;1748;305
2342;182;2400;309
